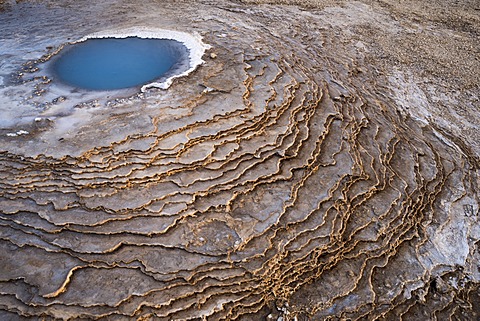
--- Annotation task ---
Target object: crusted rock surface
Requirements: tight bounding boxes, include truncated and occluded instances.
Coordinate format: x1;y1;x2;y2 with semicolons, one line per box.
0;0;479;320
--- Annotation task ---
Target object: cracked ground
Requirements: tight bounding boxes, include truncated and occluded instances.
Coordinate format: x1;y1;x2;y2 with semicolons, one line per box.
0;0;479;320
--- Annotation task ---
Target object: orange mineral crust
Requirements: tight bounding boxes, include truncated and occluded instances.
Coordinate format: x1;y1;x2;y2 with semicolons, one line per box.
0;0;478;320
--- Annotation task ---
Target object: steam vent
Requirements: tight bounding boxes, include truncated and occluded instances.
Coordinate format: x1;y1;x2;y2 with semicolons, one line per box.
0;0;479;320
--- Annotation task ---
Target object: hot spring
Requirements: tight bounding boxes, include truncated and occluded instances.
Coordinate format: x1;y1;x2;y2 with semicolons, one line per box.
51;37;189;90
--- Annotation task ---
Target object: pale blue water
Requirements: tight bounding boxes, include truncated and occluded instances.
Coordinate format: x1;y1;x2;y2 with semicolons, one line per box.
52;37;186;90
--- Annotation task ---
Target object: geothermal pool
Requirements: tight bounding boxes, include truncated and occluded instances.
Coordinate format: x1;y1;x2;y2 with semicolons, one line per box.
0;0;479;320
51;37;187;90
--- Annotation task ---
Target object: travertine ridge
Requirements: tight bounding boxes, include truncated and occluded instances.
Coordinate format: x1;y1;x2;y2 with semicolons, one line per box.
0;0;479;320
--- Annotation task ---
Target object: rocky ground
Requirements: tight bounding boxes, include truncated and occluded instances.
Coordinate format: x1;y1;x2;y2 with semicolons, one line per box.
0;0;479;320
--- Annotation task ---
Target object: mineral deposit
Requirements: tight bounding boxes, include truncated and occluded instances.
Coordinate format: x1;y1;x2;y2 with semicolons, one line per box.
0;0;479;320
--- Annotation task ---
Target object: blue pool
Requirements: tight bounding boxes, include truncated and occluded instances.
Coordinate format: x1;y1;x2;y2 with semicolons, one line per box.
51;37;187;90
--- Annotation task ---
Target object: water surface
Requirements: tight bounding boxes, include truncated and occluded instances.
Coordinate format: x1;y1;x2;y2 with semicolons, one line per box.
52;37;187;90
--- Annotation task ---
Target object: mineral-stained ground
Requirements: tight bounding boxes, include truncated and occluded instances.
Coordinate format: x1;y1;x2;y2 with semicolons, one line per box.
0;0;479;320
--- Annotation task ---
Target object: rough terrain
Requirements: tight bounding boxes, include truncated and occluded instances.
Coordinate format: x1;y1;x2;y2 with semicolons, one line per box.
0;0;479;320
